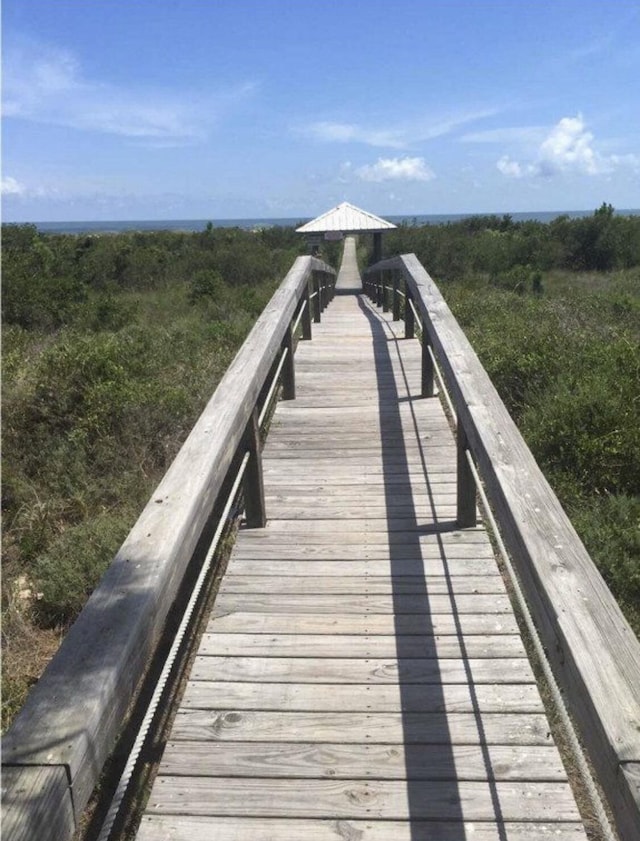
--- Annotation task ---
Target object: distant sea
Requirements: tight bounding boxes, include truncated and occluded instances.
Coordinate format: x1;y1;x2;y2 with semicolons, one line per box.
28;208;640;236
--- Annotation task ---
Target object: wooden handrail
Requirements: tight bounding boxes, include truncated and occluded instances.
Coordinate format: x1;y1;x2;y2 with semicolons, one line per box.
364;254;640;841
1;255;336;841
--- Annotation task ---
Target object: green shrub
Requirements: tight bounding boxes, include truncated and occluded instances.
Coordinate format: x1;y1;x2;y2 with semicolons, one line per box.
570;494;640;632
32;513;131;626
521;337;640;496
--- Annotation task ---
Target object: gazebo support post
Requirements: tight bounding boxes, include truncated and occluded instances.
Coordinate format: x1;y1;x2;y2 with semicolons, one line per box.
372;232;382;264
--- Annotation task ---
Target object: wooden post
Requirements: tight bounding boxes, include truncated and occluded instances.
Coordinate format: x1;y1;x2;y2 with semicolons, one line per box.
373;231;382;263
456;424;477;528
405;285;415;339
421;332;435;398
392;272;401;321
301;285;312;340
382;271;390;313
281;324;295;400
243;408;266;528
375;274;383;307
313;273;321;323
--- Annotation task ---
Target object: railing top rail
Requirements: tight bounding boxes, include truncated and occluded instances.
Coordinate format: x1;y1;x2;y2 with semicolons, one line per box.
2;254;335;838
366;253;640;840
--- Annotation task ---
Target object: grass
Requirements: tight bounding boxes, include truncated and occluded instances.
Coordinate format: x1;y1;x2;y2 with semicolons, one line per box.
440;267;640;637
1;257;284;730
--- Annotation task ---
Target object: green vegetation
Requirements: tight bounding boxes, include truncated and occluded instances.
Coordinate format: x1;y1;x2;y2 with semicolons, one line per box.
2;208;639;731
1;222;312;728
376;205;640;634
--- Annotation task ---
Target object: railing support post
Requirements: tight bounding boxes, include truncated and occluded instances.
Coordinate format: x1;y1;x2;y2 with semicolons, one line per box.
405;285;415;339
382;270;390;312
313;273;322;323
421;331;435;398
281;324;295;400
375;273;383;307
456;425;477;528
243;408;266;528
302;286;312;340
392;272;401;321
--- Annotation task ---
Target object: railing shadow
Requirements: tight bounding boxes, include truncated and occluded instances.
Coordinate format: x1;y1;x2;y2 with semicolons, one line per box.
356;293;507;838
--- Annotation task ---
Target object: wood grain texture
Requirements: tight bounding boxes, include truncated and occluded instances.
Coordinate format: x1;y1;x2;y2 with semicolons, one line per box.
160;741;566;780
169;709;553;745
0;766;75;841
207;611;519;636
180;681;542;713
190;656;537;685
137;816;588;841
146;777;581;821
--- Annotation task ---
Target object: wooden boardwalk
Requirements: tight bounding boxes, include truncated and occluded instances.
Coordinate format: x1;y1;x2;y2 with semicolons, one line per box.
138;239;587;840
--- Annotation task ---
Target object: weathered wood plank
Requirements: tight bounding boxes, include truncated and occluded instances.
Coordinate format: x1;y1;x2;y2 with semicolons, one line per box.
217;574;506;596
207;612;519;636
190;656;536;685
181;681;542;713
137;816;588;841
0;766;75;841
212;593;512;616
169;709;554;745
160;741;566;780
224;558;499;577
146;777;581;821
198;633;526;659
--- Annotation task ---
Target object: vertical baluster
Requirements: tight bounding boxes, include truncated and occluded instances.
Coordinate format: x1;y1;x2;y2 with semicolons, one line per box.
456;424;477;527
313;272;322;323
405;284;415;339
392;272;401;321
281;323;295;400
421;325;435;398
302;283;312;340
243;408;266;528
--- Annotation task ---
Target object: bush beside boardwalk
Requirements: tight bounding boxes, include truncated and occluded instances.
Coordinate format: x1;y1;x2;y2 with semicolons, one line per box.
2;209;639;731
373;205;640;638
1;223;308;729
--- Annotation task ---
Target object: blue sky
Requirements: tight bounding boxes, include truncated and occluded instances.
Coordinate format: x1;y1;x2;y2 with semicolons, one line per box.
2;0;639;221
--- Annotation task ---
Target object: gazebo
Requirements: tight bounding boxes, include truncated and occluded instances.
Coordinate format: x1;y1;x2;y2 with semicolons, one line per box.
296;201;396;263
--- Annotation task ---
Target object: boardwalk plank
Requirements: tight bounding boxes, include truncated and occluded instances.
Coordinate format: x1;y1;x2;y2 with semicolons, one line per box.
198;633;526;659
181;681;542;712
190;656;537;685
206;612;519;636
138;816;589;841
160;742;566;780
146;777;581;821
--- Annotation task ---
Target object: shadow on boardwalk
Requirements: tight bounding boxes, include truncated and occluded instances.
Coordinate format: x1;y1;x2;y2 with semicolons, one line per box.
357;293;507;840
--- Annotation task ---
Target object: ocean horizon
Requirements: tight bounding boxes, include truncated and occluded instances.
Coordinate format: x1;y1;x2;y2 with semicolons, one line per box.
13;207;640;236
6;208;640;234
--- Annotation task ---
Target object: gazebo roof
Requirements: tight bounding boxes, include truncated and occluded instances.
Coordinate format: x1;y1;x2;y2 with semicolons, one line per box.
296;202;397;234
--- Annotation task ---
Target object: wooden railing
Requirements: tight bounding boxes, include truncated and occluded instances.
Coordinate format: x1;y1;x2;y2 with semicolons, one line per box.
364;254;640;841
1;256;336;841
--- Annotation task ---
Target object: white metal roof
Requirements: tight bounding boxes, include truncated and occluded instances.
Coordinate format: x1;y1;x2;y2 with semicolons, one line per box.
296;202;397;234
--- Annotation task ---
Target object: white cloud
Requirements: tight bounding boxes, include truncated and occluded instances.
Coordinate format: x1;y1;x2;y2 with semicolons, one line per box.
496;115;640;179
496;156;526;178
356;156;435;182
303;121;406;149
1;176;26;195
2;38;255;142
298;108;499;150
461;126;547;144
538;116;600;175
